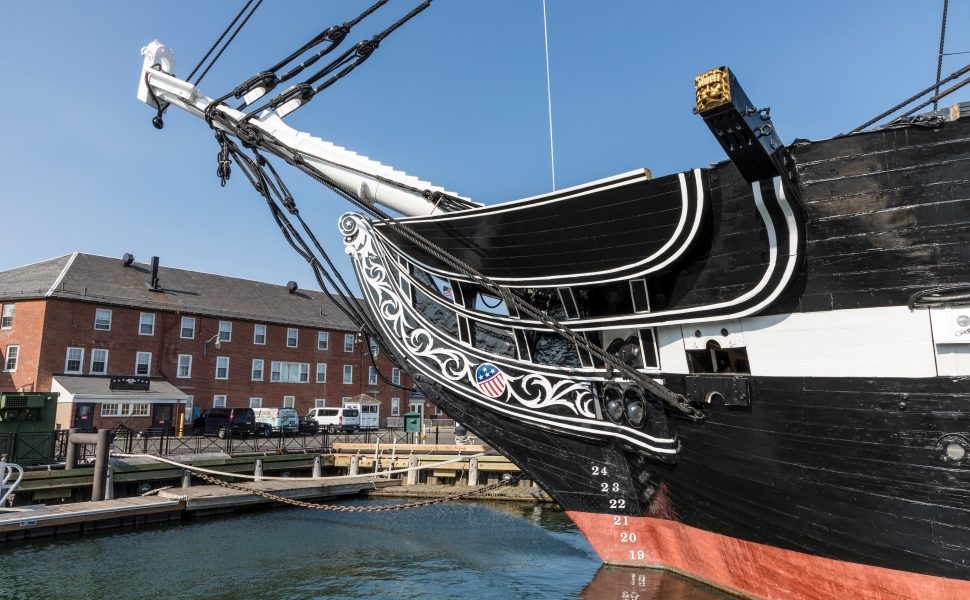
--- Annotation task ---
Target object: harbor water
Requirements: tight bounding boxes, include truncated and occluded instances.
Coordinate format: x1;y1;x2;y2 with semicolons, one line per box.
0;499;729;599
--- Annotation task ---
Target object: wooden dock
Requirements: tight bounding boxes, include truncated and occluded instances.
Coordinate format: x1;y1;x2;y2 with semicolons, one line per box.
0;474;399;542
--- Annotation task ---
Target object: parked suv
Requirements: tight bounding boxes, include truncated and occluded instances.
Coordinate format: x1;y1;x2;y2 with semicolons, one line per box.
306;407;360;433
191;407;256;438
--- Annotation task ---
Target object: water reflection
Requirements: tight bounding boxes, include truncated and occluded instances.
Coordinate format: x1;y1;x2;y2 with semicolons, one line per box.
581;565;733;600
0;500;725;599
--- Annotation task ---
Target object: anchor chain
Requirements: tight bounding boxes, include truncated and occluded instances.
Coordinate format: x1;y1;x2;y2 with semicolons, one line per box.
191;470;526;512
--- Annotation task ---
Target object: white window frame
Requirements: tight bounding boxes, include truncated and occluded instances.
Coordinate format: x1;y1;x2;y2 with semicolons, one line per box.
215;356;230;380
317;331;329;350
341;396;352;405
368;366;378;385
316;363;327;383
177;354;193;378
270;361;310;383
286;328;299;348
249;397;262;408
139;312;155;336
0;304;13;329
251;358;264;381
254;323;267;345
344;334;355;352
181;316;196;339
314;399;327;408
213;395;227;408
391;397;400;417
64;347;84;374
135;351;152;376
343;364;353;384
132;403;150;417
3;345;19;372
94;308;112;331
90;349;108;375
218;320;232;343
100;403;150;418
283;396;295;408
392;368;401;385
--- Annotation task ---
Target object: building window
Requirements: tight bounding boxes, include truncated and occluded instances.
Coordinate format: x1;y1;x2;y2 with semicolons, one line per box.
283;396;295;408
286;328;299;348
254;324;266;345
177;354;193;378
139;312;155;336
315;399;327;408
252;359;264;381
64;347;84;374
184;395;194;423
135;351;152;376
94;308;112;331
343;365;353;384
391;397;400;417
101;403;150;417
213;395;227;408
344;334;355;352
249;397;262;408
391;368;401;385
215;356;229;380
270;361;309;383
0;304;14;329
435;404;442;415
316;363;327;383
90;349;108;375
317;331;329;350
181;316;196;339
218;320;232;343
368;366;378;385
368;338;379;357
341;397;352;405
3;345;18;372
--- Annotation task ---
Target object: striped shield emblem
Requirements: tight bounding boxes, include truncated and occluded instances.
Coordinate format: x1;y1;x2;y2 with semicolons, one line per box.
474;363;507;398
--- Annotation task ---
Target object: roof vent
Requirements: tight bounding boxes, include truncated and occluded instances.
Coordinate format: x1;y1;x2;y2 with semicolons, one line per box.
148;256;161;292
286;281;299;294
122;253;134;267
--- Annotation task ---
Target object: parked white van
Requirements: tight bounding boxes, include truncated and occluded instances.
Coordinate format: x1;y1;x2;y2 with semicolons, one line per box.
343;400;380;429
306;407;360;433
254;407;299;434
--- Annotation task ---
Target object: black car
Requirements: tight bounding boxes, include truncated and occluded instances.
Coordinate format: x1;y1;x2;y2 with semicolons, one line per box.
191;407;256;438
297;416;320;434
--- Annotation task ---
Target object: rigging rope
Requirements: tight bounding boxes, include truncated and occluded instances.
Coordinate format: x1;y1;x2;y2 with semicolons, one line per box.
188;0;263;85
850;60;970;133
934;0;950;110
542;0;557;191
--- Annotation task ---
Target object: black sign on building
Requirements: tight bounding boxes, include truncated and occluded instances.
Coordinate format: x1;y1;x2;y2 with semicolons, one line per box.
109;376;151;391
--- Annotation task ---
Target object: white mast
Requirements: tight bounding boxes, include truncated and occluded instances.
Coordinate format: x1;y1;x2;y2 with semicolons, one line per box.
137;41;474;217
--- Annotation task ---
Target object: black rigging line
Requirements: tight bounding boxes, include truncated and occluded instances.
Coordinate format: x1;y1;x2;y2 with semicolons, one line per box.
188;0;263;85
244;0;434;119
934;0;949;111
850;60;970;134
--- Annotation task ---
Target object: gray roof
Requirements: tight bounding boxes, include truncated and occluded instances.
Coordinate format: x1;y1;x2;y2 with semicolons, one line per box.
0;253;357;330
52;375;189;402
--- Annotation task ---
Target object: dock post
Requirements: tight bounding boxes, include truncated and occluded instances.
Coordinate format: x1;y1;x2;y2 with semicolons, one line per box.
64;428;79;470
90;429;112;501
312;455;322;478
350;455;360;476
105;466;115;500
406;454;419;485
469;457;479;486
254;459;264;482
182;469;192;488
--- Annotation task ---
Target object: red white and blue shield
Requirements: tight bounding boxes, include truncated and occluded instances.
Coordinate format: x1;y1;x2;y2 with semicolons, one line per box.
474;363;507;398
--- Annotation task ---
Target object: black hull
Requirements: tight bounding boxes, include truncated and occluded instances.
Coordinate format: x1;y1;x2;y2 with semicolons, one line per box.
413;371;970;581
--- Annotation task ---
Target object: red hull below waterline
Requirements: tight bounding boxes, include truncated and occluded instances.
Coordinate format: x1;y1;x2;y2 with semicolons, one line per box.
566;511;970;600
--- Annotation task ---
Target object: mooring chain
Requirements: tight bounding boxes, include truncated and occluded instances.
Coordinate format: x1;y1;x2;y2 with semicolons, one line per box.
190;470;525;512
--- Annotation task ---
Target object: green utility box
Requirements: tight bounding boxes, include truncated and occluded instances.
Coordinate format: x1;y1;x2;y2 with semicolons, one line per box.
0;392;59;465
403;412;422;433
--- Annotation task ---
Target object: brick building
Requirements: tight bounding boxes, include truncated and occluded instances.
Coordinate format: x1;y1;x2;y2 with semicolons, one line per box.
0;252;432;432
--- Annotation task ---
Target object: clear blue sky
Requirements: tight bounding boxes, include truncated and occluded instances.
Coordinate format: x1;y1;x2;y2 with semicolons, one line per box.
0;1;967;292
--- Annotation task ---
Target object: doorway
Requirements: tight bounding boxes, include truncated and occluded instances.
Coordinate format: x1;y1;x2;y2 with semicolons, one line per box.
152;404;174;434
73;403;95;431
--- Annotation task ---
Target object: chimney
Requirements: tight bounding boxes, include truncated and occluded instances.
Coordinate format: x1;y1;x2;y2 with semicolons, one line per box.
149;256;161;291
